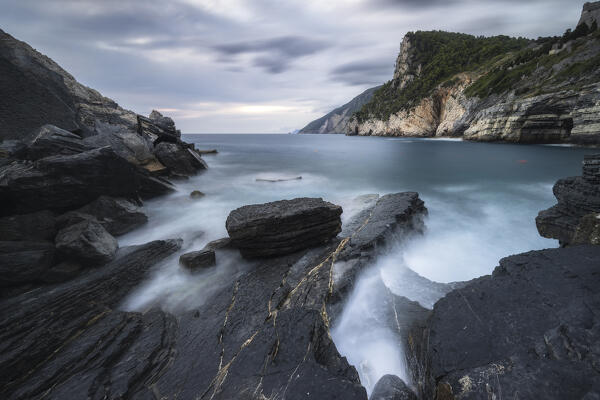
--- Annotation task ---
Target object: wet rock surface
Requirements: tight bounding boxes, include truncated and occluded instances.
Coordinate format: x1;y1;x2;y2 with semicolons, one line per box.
370;375;417;400
0;193;427;399
537;153;600;245
226;197;343;259
409;245;600;400
179;249;217;270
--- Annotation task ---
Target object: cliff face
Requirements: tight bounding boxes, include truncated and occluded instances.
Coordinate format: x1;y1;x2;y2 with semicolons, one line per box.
0;29;137;141
299;86;380;134
316;2;600;144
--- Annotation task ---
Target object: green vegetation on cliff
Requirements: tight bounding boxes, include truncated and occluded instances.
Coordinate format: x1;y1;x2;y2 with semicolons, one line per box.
465;24;600;98
354;31;530;122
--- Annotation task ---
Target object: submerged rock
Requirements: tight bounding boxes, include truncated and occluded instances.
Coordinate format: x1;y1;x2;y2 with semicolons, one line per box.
409;245;600;399
55;219;118;265
179;249;216;271
370;375;417;400
190;190;205;199
226;197;343;258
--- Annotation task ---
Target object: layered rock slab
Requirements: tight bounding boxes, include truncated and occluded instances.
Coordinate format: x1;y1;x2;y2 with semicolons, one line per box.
226;197;343;259
409;245;600;400
0;192;427;399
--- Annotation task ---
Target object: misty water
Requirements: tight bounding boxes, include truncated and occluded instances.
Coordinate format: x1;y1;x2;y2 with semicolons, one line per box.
120;134;593;395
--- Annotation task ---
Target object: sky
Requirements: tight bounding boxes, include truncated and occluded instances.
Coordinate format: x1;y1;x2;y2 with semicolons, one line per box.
0;0;583;133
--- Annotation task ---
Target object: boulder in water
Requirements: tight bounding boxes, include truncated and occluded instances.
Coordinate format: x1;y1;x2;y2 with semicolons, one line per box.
179;249;216;271
225;197;342;259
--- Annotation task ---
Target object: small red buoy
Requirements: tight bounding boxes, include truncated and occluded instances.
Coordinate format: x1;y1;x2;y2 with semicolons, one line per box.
517;160;528;164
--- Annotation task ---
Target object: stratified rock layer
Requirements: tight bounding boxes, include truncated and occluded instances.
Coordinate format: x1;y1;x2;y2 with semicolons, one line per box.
0;193;427;399
537;153;600;245
0;147;173;216
408;245;600;400
226;197;343;258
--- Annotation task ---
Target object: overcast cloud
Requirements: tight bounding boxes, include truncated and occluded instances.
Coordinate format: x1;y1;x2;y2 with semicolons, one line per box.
0;0;582;133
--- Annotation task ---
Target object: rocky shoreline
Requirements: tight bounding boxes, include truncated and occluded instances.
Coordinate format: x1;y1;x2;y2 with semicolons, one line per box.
2;22;600;400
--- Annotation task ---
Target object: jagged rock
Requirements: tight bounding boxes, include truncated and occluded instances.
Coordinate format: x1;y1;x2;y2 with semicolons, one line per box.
226;197;343;259
0;210;56;241
154;142;207;176
578;1;600;28
0;238;182;398
179;249;216;271
572;212;600;244
55;219;118;265
0;193;426;399
149;109;177;134
0;29;139;140
77;196;147;236
0;241;55;287
42;261;82;283
537;154;600;245
370;375;417;400
0;146;173;216
409;246;600;399
25;124;90;160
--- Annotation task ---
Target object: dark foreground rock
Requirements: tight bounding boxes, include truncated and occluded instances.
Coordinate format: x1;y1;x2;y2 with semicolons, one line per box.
179;249;216;270
77;195;147;236
408;245;600;400
0;239;182;399
537;154;600;245
55;219;118;265
0;193;426;399
226;197;343;258
0;146;174;216
0;241;55;287
0;210;56;241
25;124;91;160
370;375;417;400
154;142;207;177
